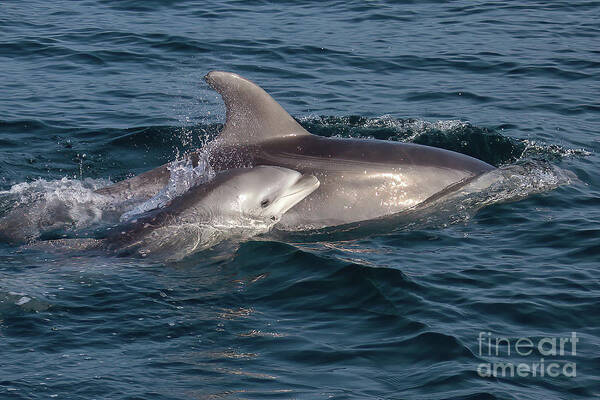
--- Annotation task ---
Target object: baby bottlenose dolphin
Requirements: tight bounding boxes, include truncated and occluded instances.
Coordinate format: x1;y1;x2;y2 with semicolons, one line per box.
108;166;319;259
97;71;495;229
28;166;319;261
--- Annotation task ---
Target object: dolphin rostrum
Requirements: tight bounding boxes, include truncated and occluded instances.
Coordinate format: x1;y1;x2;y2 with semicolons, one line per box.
97;71;495;229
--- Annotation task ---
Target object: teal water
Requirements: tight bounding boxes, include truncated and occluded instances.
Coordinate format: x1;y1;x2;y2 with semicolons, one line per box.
1;1;599;399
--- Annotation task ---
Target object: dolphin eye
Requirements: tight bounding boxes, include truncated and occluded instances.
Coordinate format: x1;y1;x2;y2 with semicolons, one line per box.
260;199;270;208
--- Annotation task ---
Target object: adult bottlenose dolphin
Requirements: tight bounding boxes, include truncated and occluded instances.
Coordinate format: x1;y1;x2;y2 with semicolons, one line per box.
27;166;319;260
97;71;495;229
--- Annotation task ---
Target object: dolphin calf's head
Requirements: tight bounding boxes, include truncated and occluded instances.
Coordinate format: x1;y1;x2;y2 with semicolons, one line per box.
204;165;320;224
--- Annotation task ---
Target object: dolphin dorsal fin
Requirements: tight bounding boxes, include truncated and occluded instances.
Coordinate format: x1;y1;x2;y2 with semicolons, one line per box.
205;71;310;144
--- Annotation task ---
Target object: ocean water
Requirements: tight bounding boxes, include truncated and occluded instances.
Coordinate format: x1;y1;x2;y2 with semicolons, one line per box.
1;1;599;399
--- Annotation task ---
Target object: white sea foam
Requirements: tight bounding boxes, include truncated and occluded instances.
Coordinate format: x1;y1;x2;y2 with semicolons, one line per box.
406;159;576;228
119;152;215;222
0;177;115;242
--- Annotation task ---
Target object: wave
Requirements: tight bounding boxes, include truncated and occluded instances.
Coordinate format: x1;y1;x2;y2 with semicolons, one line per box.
0;177;118;243
0;290;52;315
297;115;590;166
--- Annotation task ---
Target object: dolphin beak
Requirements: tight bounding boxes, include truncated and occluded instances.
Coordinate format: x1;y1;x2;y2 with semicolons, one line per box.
283;174;320;199
274;174;320;214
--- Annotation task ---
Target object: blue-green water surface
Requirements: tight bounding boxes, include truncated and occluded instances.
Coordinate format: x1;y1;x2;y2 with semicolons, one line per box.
0;1;599;399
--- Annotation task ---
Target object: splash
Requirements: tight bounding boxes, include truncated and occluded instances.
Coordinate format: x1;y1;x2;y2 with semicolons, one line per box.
119;151;215;222
381;159;576;233
419;160;575;224
119;218;277;262
0;177;114;243
465;160;574;205
520;139;591;160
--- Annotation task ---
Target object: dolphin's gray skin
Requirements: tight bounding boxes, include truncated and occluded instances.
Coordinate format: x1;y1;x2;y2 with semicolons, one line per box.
29;166;319;260
107;165;319;258
97;71;495;229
